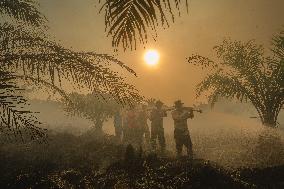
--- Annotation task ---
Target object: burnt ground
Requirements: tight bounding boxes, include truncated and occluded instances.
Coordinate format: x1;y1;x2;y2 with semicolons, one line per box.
0;133;283;189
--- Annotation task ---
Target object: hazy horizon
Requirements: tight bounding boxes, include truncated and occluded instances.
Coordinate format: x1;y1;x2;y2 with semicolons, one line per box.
39;0;284;105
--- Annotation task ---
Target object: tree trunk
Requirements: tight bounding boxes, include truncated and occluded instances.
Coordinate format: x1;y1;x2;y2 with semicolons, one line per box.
93;119;104;136
261;111;278;128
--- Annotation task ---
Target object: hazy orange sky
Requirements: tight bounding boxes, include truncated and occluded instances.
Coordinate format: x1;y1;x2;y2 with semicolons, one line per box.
39;0;284;105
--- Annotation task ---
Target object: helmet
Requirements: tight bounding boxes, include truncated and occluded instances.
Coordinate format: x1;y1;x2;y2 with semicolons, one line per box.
174;100;184;107
155;100;163;107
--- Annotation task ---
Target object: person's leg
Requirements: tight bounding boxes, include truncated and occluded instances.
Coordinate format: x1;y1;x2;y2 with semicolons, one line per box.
184;134;193;158
122;128;129;144
128;128;136;146
158;128;166;153
134;129;143;149
127;128;133;145
150;128;157;150
174;129;183;157
144;125;150;145
115;127;122;143
175;136;183;157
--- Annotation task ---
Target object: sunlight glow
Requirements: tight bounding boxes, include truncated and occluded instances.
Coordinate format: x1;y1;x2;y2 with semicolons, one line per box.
144;49;160;66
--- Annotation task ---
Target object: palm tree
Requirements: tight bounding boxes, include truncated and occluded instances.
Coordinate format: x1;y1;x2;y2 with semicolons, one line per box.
0;0;141;142
101;0;188;50
63;92;121;132
188;30;284;127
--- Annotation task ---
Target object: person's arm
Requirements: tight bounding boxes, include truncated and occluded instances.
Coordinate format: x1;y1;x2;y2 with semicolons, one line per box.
189;110;194;119
149;110;154;121
162;110;167;117
172;111;180;120
180;110;194;119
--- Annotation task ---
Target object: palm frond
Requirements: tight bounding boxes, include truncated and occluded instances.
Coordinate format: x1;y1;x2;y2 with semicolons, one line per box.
271;29;284;60
191;39;269;105
197;74;248;100
0;23;141;105
197;73;264;110
101;0;188;50
271;29;284;90
0;71;47;142
187;54;217;70
214;39;265;78
0;0;46;26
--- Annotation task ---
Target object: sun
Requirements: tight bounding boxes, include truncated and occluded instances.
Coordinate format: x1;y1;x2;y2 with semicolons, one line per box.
144;49;160;66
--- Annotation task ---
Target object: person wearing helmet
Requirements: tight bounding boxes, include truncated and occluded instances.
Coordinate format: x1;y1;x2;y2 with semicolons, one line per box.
136;104;150;148
149;100;167;153
114;109;123;142
171;100;194;158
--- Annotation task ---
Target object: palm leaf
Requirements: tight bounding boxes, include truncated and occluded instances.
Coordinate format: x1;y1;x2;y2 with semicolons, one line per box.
0;23;142;141
271;29;284;60
197;74;249;102
0;23;141;105
0;71;47;142
101;0;188;50
0;0;46;26
271;29;284;90
0;0;143;141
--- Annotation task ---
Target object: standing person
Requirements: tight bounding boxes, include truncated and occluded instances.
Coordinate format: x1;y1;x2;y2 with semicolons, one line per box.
121;108;128;143
171;100;194;158
149;100;167;153
137;104;150;148
123;107;138;147
114;110;123;142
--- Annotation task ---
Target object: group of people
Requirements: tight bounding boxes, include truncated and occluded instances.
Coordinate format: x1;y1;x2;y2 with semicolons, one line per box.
114;104;150;148
113;100;196;158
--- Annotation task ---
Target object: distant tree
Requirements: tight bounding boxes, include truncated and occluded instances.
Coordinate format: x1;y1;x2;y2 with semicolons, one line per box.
188;30;284;127
146;98;157;107
100;0;188;50
0;0;141;141
63;92;121;132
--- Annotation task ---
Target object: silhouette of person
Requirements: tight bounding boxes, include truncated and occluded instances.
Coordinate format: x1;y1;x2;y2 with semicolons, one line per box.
149;100;167;153
171;100;194;158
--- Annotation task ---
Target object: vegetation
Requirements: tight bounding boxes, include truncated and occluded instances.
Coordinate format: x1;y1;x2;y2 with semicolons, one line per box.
63;92;121;132
188;30;284;127
0;130;283;188
1;1;283;188
0;0;141;141
0;0;47;27
0;0;190;141
101;0;188;50
0;132;125;188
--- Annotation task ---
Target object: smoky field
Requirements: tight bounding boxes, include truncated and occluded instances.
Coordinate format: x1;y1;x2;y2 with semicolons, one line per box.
1;0;283;188
1;110;283;188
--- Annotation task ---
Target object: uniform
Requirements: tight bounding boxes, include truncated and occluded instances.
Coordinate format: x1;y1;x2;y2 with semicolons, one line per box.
172;109;194;157
137;110;150;146
123;109;136;145
114;112;123;141
150;108;167;151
